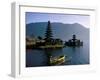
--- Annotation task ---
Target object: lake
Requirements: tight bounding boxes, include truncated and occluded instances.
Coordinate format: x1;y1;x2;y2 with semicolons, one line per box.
26;43;89;67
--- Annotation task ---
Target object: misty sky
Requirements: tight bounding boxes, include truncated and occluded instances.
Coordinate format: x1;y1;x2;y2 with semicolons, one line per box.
26;12;90;28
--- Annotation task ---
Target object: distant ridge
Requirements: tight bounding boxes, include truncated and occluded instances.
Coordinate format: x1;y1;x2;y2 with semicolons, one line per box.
26;22;89;42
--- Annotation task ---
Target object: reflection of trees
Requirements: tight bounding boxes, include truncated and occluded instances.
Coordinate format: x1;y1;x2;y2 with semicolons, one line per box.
44;49;52;65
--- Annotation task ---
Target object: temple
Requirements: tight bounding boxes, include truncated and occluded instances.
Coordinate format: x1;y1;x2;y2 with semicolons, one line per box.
65;35;83;47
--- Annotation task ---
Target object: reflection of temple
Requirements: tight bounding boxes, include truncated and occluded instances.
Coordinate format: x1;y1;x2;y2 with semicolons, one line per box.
65;35;83;47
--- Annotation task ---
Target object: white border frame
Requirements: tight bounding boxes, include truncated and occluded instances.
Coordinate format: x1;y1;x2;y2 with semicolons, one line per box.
11;2;96;78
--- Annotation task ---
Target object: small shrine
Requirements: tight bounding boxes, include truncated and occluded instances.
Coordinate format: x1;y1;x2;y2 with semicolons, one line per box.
65;35;83;47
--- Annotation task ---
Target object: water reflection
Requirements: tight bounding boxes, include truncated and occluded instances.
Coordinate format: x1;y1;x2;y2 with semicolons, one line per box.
26;44;89;67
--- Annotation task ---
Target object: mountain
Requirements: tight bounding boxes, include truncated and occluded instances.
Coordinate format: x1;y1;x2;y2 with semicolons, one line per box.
26;22;89;42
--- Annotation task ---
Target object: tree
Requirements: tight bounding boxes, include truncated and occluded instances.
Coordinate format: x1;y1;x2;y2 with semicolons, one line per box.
45;21;53;41
38;36;42;40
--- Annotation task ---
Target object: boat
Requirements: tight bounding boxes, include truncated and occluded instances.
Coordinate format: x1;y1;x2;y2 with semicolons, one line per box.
50;55;66;65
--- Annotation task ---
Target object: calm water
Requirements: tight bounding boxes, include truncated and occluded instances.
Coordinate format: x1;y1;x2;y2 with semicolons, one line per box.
26;43;89;67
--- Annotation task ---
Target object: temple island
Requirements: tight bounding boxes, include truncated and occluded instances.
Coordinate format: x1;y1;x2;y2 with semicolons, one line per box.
26;21;63;49
65;35;83;47
26;21;83;49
